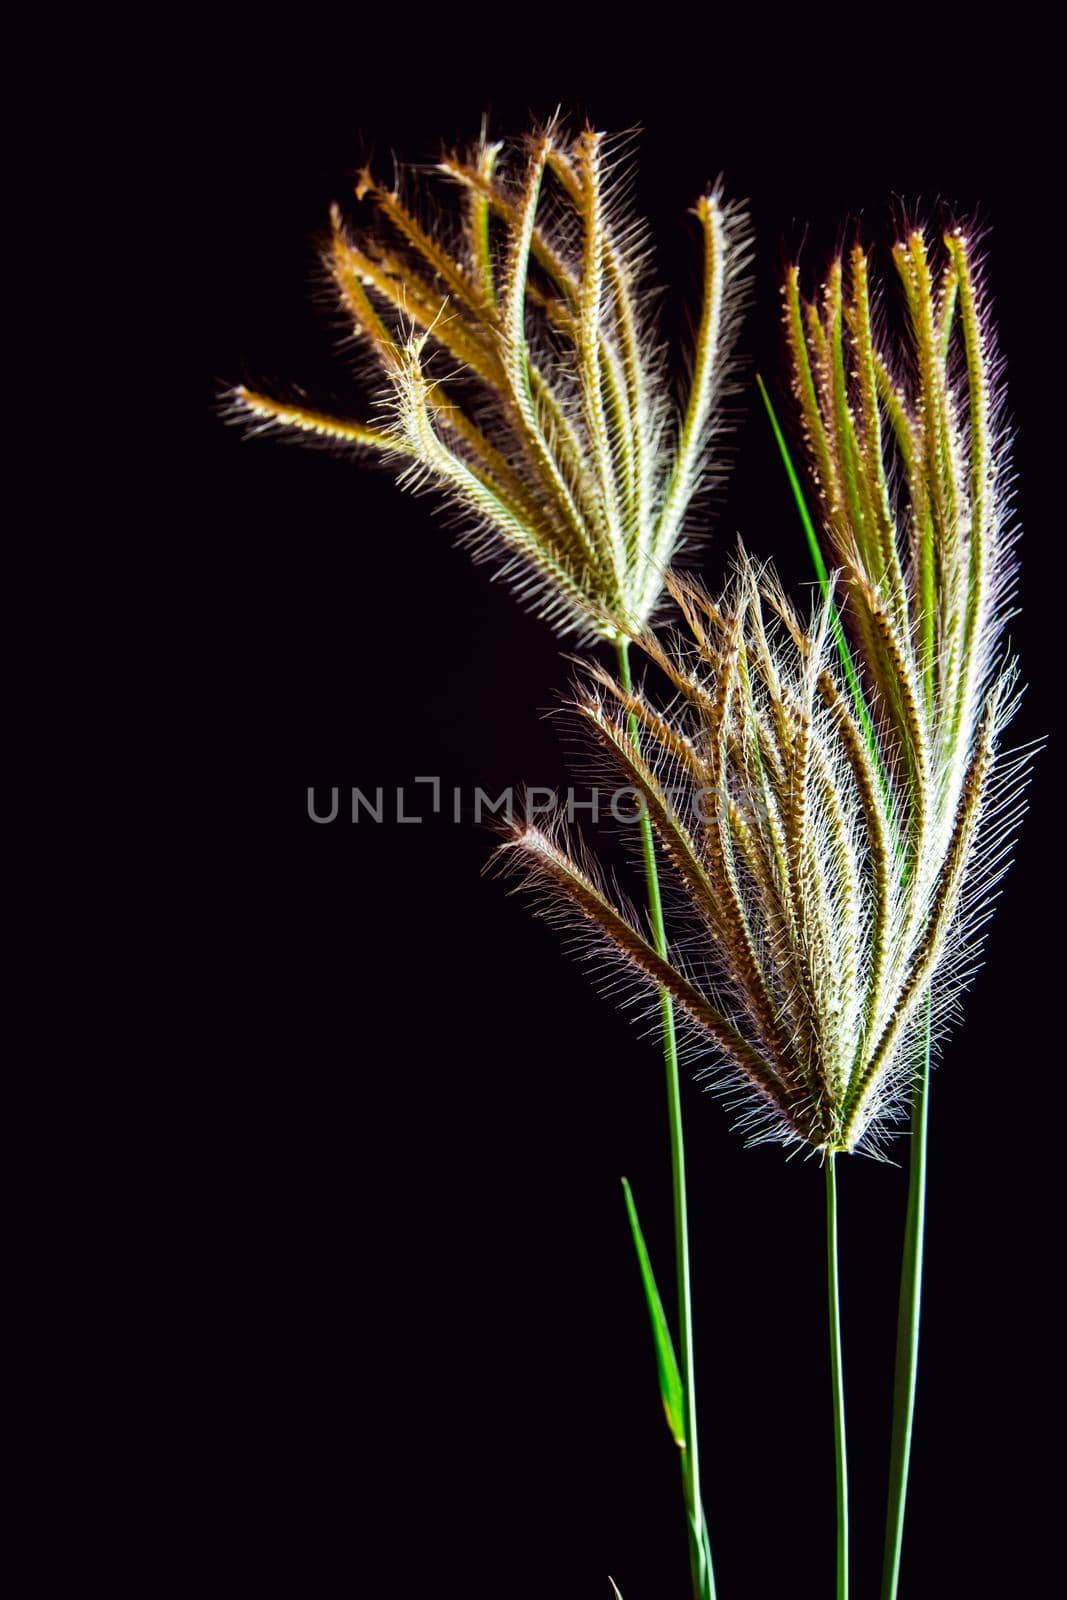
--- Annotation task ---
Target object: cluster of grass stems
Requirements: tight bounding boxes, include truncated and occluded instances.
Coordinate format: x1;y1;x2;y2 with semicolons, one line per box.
232;121;1031;1596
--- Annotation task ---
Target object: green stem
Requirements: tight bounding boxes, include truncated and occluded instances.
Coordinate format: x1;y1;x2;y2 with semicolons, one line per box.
880;1011;930;1599
615;636;715;1600
826;1152;849;1600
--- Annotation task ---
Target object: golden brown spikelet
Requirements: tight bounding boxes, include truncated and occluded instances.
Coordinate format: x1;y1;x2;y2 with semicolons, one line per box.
783;229;1016;831
498;554;1026;1154
229;123;750;639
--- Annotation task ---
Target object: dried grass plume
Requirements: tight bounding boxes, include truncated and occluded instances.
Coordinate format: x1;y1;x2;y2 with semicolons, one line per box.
499;227;1032;1155
230;123;750;639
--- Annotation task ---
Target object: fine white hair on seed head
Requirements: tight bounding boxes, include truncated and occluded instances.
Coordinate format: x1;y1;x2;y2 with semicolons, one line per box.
499;212;1034;1160
229;122;751;642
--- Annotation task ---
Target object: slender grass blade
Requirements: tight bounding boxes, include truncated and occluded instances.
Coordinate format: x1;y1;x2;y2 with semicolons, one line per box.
621;1178;686;1449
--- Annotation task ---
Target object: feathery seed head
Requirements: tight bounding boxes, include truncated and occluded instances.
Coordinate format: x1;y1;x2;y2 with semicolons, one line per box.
499;222;1030;1155
499;556;1022;1154
231;124;750;639
783;227;1013;789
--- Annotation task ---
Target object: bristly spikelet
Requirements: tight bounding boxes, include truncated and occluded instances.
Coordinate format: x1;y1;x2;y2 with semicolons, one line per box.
780;227;1034;1138
498;223;1032;1156
498;559;1024;1154
229;123;751;640
782;229;1017;820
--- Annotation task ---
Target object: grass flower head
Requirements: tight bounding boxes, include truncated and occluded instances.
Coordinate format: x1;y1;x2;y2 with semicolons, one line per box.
231;124;750;639
500;223;1032;1156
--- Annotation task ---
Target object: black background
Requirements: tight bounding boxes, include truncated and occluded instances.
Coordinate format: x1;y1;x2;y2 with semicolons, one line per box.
196;33;1057;1598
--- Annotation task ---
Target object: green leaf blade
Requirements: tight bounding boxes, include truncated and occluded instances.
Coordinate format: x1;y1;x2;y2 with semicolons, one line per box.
621;1177;686;1449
